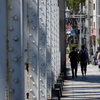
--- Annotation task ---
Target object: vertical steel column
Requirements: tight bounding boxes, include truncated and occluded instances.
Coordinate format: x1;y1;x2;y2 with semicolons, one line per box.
55;0;60;79
50;0;55;87
23;0;28;99
0;0;61;99
7;0;23;99
53;0;56;84
46;0;52;98
0;1;7;100
26;0;40;100
39;0;47;100
59;0;66;78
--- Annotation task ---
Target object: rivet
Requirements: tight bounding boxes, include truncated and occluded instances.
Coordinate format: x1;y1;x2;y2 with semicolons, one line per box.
30;62;33;65
39;68;42;70
9;68;14;72
29;34;32;37
9;89;14;93
24;49;28;52
41;74;44;76
30;75;32;78
41;43;44;45
32;41;36;44
14;78;19;83
33;68;35;71
8;27;14;31
8;5;14;10
41;64;45;66
29;20;33;23
33;96;36;98
42;22;44;24
30;48;32;51
32;55;36;57
42;84;45;86
39;16;41;19
30;89;32;92
40;37;42;40
41;11;44;14
39;6;41;9
9;47;13;52
33;82;36;85
41;0;44;3
39;27;42;29
13;37;18;41
13;57;18;62
40;58;42;61
31;27;35;30
13;15;18;20
41;32;44;35
42;94;45;97
42;53;44;55
29;6;32;9
32;13;36;16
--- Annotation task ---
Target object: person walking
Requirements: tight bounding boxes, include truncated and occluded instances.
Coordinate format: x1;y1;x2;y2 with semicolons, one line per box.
97;50;100;70
69;47;79;79
93;51;98;65
79;45;89;79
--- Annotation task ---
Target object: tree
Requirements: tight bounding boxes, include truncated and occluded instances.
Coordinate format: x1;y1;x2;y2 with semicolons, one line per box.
97;38;100;46
66;0;86;13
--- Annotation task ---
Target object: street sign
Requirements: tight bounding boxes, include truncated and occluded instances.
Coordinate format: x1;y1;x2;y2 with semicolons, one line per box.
71;29;75;35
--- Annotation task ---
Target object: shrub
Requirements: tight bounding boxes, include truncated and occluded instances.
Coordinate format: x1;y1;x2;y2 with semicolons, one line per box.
66;49;70;54
69;44;78;51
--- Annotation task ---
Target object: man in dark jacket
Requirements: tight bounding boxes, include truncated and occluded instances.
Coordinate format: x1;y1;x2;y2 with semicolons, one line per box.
79;45;89;78
69;47;79;78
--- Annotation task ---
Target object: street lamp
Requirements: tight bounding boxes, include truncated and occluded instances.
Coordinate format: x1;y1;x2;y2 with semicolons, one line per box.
65;7;70;50
65;7;70;22
79;3;82;50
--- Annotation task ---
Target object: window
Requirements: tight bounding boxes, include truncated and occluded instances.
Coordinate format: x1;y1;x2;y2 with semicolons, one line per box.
93;3;95;10
94;22;95;28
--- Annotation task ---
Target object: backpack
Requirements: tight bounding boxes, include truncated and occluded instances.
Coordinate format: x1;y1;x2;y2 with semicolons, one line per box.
80;50;87;62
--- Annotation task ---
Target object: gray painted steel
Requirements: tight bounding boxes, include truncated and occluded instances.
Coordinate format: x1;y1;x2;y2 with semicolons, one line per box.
0;0;64;99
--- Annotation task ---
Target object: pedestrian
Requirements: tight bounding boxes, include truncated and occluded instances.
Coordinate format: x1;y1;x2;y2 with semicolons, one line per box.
79;45;89;79
97;50;100;70
69;47;79;79
93;51;98;65
90;52;94;64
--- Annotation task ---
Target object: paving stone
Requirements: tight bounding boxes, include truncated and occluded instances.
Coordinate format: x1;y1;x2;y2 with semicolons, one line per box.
61;64;100;100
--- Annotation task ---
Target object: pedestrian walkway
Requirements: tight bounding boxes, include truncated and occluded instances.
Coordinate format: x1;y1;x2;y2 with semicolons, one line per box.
61;64;100;100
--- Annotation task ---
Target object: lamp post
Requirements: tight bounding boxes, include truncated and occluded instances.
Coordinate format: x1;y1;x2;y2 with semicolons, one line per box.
79;3;82;50
65;7;70;23
65;7;70;50
65;7;70;34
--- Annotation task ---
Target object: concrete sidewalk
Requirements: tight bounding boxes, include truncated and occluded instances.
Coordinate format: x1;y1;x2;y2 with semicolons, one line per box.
61;64;100;100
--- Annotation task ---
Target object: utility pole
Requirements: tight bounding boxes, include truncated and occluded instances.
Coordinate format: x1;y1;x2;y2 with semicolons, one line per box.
79;3;82;50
